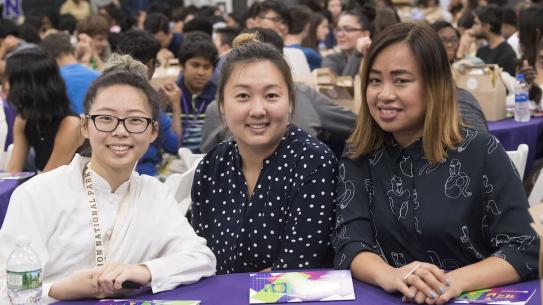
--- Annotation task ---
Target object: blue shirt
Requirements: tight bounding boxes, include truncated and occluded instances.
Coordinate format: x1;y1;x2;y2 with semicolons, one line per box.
191;125;338;274
60;63;100;114
286;43;322;71
176;74;216;153
136;111;179;176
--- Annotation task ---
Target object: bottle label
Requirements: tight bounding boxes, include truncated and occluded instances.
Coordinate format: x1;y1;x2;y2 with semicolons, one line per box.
6;269;41;290
515;92;529;103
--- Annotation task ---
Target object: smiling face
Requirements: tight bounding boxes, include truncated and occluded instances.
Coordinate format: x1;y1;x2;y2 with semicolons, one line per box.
437;26;459;63
221;60;290;156
82;84;158;177
336;14;369;52
366;42;426;148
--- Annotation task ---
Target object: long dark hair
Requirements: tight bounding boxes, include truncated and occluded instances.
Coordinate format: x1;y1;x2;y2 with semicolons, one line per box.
6;47;71;124
518;6;543;67
302;12;326;51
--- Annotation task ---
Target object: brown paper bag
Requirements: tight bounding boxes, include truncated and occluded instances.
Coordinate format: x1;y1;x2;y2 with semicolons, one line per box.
453;64;507;121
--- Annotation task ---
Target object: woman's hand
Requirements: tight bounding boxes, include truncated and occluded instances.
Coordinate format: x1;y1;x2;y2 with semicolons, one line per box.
91;261;152;296
376;261;450;302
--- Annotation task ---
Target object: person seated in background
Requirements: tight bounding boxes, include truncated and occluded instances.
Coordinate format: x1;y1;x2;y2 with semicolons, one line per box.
175;32;217;152
200;27;356;154
322;5;374;77
333;23;538;305
192;33;338;274
471;5;517;76
0;69;216;304
0;19;38;75
301;11;330;55
501;7;520;59
211;26;240;84
285;6;322;70
114;30;183;176
245;0;311;76
144;13;183;67
40;32;101;115
75;13;112;71
6;47;83;173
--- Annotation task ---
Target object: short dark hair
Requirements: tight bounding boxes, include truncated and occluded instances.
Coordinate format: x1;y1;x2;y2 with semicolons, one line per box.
57;14;77;34
215;27;240;49
240;27;284;52
84;69;160;121
115;30;161;65
182;17;213;36
144;13;170;35
501;6;517;27
430;20;460;38
6;47;71;123
342;4;376;36
288;6;312;35
77;14;110;37
177;31;218;66
246;0;291;26
0;19;19;39
474;5;502;35
18;24;41;44
40;32;75;58
458;11;475;29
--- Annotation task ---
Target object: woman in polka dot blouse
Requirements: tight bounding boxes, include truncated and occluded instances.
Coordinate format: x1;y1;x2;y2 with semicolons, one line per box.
191;33;339;274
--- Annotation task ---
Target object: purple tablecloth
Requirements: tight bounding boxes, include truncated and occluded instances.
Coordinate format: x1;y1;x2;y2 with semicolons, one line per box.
488;117;543;175
0;179;20;229
53;272;540;305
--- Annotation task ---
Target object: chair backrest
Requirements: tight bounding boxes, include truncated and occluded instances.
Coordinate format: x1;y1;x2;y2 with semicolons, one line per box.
529;169;543;207
506;144;529;178
178;147;205;170
164;162;199;216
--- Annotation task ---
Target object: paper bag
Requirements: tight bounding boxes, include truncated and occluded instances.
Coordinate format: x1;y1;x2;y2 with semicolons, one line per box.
453;64;506;121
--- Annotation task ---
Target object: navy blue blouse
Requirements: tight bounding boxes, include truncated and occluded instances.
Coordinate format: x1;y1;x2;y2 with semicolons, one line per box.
333;129;539;280
191;125;338;274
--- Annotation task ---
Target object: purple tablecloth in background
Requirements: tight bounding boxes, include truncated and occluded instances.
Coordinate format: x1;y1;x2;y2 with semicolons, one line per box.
0;179;20;229
53;272;540;305
488;117;543;175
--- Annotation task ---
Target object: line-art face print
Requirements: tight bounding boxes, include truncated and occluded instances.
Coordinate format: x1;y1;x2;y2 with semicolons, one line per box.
337;164;355;210
445;159;472;198
426;250;459;269
369;148;384;166
418;159;440;176
487;136;499;154
486;200;502;215
491;234;536;251
460;225;484;259
391;251;406;267
399;154;413;177
387;175;411;219
457;129;478;152
492;249;506;260
482;175;493;194
332;225;349;247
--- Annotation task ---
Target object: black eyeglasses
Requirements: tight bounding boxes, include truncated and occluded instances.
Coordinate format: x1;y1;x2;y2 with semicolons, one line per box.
334;26;364;34
440;36;459;45
87;114;154;134
259;15;284;24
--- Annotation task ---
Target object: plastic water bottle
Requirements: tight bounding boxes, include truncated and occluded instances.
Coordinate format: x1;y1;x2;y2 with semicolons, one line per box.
514;73;531;122
6;237;42;305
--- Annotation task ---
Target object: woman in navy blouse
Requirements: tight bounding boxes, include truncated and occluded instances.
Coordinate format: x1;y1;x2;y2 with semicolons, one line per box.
333;23;539;305
191;33;338;274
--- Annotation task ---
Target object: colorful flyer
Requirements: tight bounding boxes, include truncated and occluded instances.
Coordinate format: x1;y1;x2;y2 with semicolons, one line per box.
249;270;355;303
97;300;200;305
453;288;535;304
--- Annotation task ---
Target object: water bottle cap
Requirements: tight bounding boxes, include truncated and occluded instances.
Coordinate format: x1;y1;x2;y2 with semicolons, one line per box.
516;73;525;81
14;236;30;246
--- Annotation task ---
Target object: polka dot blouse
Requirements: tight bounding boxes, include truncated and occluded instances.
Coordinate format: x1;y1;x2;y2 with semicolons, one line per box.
191;125;338;274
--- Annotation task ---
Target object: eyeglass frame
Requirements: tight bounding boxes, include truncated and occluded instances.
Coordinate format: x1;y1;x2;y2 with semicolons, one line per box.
258;15;285;25
86;114;155;134
439;36;459;45
334;26;364;34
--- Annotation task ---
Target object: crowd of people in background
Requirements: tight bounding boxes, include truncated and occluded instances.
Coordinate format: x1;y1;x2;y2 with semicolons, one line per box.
0;0;541;304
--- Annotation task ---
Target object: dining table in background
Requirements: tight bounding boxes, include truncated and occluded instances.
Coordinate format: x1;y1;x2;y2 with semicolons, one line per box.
488;116;543;176
53;271;541;305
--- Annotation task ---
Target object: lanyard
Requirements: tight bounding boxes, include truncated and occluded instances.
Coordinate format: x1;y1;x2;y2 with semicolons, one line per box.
83;162;130;267
181;94;207;125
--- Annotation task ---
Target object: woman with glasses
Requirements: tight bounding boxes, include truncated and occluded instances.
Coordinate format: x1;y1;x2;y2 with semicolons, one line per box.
5;47;83;173
0;69;216;303
322;6;375;77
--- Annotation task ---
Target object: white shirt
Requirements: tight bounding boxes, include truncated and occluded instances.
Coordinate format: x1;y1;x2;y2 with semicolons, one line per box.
0;154;216;304
506;32;521;59
283;47;311;76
